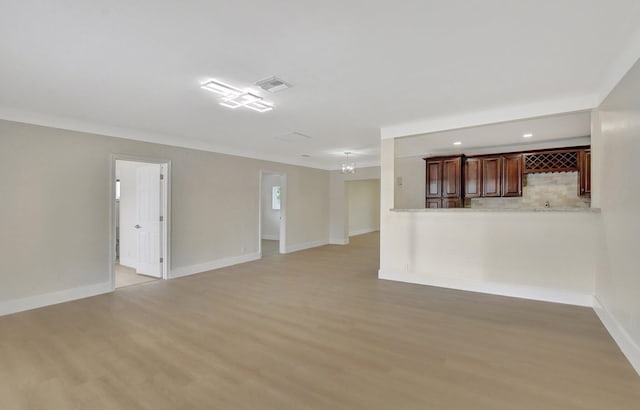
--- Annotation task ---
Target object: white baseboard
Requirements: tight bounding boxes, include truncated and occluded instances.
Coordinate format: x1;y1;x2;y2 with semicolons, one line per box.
284;239;329;254
0;281;112;317
261;234;280;240
329;237;349;245
593;297;640;376
378;269;593;307
349;228;379;237
169;252;261;279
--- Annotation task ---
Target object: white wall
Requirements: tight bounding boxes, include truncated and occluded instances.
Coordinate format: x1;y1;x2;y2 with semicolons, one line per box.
261;174;281;240
593;57;640;373
0;119;330;313
380;135;597;307
329;166;380;244
346;179;380;236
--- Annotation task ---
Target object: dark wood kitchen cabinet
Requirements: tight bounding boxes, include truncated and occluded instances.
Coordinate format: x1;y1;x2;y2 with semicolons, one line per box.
424;156;463;208
579;150;591;197
502;154;523;197
442;157;462;198
425;160;442;198
464;154;523;199
482;157;502;197
464;158;482;198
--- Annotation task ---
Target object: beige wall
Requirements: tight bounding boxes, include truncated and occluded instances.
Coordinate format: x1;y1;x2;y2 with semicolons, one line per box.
346;179;380;236
328;166;380;244
394;156;425;209
593;57;640;371
0;119;329;304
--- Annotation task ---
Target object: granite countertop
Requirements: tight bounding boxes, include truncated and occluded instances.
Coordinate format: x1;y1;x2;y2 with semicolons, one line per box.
391;207;601;213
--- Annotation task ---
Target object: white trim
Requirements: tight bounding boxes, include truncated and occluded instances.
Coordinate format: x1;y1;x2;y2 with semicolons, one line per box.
349;228;379;237
169;252;261;279
380;97;598;139
0;281;112;317
283;240;329;254
593;297;640;377
378;269;593;307
261;234;280;240
330;237;350;245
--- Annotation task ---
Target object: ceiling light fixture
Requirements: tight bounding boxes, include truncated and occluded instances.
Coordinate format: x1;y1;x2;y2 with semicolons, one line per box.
201;79;274;112
523;133;533;138
341;152;356;174
453;141;462;145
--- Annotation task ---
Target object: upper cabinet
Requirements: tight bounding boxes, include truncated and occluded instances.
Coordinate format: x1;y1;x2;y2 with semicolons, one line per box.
442;157;462;198
482;157;503;197
464;158;482;198
463;154;523;199
425;160;442;198
425;147;589;208
424;156;463;208
502;155;523;197
579;150;591;197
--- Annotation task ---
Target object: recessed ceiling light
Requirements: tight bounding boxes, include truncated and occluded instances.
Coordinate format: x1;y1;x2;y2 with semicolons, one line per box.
523;133;533;138
453;141;462;145
201;79;274;112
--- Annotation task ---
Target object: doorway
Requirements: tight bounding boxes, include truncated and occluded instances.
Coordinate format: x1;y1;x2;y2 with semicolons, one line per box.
112;156;170;289
259;171;286;257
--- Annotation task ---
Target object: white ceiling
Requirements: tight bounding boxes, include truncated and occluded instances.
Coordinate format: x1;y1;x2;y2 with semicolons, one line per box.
1;1;639;169
395;111;591;158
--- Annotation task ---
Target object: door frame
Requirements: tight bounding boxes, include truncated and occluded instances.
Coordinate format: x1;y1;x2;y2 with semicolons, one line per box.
258;170;287;256
109;154;172;290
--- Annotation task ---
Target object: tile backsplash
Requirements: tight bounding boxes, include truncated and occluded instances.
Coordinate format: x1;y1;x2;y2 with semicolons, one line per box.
467;171;591;209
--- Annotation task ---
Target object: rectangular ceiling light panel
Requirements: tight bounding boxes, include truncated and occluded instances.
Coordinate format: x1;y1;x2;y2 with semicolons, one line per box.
200;80;242;97
201;79;274;112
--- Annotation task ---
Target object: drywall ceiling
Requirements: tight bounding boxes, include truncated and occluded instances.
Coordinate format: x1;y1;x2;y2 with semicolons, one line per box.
0;1;639;169
395;111;591;158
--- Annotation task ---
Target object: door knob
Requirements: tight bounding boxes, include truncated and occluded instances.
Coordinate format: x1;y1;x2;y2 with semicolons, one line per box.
134;224;141;229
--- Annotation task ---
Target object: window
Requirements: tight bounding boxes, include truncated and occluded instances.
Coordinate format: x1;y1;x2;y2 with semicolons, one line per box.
272;186;281;210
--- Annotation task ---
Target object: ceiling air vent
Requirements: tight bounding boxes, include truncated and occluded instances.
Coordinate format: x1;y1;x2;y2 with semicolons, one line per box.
275;132;311;142
256;76;292;93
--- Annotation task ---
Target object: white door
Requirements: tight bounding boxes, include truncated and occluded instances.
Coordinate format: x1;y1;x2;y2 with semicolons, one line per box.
135;164;162;277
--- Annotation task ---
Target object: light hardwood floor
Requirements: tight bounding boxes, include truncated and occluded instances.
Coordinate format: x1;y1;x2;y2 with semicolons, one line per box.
115;263;158;288
1;232;639;409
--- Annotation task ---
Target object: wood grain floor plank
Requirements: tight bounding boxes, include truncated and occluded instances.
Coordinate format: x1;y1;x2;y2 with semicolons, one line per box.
0;232;639;409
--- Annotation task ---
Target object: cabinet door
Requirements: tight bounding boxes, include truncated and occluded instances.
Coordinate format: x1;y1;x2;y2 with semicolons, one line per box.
442;198;461;208
425;160;442;198
464;158;482;198
579;150;591;197
482;157;502;197
426;198;441;208
442;157;462;198
502;154;523;197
